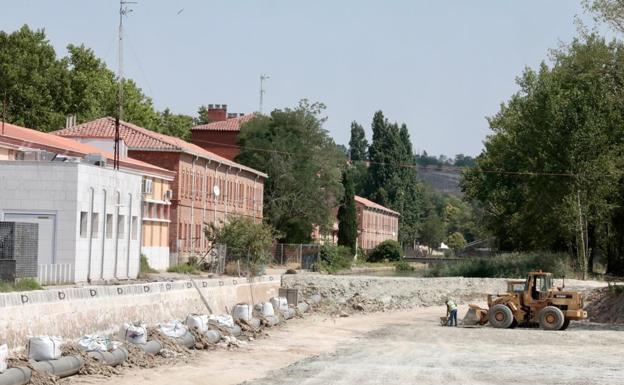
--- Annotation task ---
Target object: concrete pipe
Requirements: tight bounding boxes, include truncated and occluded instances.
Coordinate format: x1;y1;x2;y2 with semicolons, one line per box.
204;330;221;344
31;356;85;378
174;332;196;349
0;367;31;385
264;315;279;326
281;308;296;320
297;302;310;313
247;318;261;330
88;348;129;366
229;325;242;337
136;340;163;355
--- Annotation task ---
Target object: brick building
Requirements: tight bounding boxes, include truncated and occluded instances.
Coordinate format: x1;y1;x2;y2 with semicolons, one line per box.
190;104;256;161
54;117;266;263
313;195;400;251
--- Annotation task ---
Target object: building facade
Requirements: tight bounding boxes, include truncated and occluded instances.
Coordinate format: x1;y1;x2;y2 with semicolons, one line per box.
190;104;255;161
0;122;174;279
54;117;266;263
355;196;400;250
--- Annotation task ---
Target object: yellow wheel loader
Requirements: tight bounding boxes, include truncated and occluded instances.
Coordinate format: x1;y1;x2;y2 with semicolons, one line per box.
464;271;587;330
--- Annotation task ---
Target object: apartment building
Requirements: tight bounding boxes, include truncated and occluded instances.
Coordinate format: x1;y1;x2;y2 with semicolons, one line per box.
54;117;266;262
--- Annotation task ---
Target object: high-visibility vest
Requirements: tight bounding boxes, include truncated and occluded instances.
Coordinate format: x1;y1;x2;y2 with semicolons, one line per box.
446;300;457;311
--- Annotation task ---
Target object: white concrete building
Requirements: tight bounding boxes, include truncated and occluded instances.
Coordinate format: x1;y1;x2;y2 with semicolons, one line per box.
0;161;143;283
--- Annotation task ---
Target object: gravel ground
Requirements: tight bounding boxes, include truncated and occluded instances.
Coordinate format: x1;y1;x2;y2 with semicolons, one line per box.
244;305;624;385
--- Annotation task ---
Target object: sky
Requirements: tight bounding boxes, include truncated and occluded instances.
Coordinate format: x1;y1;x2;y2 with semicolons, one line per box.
0;1;606;156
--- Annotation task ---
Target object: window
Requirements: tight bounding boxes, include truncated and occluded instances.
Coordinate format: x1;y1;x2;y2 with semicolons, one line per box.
118;215;125;239
91;213;99;239
131;216;138;240
79;212;88;238
106;214;113;239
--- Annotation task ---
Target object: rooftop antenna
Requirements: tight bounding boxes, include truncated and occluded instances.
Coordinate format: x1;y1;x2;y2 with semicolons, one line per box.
259;74;269;114
115;0;137;170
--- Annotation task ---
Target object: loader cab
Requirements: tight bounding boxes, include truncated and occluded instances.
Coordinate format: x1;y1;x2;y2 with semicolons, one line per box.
526;272;553;301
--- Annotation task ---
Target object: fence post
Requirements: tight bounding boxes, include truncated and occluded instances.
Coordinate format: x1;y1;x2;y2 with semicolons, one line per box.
281;244;284;265
299;244;303;267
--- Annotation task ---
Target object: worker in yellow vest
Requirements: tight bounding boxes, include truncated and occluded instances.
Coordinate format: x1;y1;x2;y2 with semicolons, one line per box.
446;298;458;327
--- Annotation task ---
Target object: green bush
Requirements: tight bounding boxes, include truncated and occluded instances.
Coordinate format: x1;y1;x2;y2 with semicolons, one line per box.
317;244;352;274
0;278;42;292
167;263;201;275
367;240;403;262
394;259;414;272
140;255;158;274
426;252;576;278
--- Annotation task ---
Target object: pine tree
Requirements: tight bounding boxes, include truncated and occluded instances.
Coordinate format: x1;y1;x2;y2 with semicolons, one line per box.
337;170;358;254
348;121;368;161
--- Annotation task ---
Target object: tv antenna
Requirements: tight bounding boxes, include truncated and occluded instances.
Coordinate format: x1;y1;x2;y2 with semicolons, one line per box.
115;0;137;170
259;74;270;114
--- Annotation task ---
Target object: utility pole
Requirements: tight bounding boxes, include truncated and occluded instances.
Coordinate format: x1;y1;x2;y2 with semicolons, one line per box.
115;0;137;170
259;74;269;114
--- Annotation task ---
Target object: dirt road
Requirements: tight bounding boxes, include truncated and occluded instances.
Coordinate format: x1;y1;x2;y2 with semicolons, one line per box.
68;305;624;385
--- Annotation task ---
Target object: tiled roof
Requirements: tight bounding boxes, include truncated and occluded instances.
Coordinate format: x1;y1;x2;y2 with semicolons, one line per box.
53;117;267;178
191;113;256;132
0;122;175;179
355;195;400;216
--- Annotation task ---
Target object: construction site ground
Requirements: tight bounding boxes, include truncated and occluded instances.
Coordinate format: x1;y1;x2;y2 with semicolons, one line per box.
66;304;624;385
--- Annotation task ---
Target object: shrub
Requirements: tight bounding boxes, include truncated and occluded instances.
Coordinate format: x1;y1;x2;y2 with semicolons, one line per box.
317;244;352;274
394;259;414;272
140;254;157;274
0;278;42;292
167;263;201;275
368;240;403;262
426;252;577;278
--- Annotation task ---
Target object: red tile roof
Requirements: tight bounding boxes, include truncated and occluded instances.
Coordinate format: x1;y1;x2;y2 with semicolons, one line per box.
0;122;175;179
191;113;256;132
355;195;400;216
53;117;266;178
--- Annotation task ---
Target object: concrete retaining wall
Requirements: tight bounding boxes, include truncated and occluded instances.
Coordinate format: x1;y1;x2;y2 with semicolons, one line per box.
0;275;280;350
283;274;508;310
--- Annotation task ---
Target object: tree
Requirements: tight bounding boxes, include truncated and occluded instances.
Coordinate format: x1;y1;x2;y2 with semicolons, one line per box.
204;216;280;276
195;105;211;125
0;25;70;131
420;216;446;253
337;170;357;254
583;0;624;33
367;240;403;262
446;232;468;252
236;100;345;243
348;121;368;161
367;111;423;245
461;34;624;275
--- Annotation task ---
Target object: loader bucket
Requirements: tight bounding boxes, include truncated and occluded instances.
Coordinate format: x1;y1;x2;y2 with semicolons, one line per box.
463;304;489;326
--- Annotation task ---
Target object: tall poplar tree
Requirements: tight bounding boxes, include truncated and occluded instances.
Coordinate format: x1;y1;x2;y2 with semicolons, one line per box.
337;170;358;254
348;121;368;161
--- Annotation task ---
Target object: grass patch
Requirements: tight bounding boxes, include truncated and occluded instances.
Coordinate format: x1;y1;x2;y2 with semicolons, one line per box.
426;252;577;279
167;263;201;275
0;278;42;292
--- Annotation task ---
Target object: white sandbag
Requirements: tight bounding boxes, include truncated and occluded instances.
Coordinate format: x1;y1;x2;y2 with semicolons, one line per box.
281;308;296;320
78;335;112;352
254;302;275;317
120;322;147;345
0;344;8;373
264;315;279;326
229;324;242;337
247;318;261;330
28;336;62;361
271;297;289;313
297;302;310;313
232;304;253;322
159;321;188;338
186;314;209;333
204;330;221;344
208;314;234;328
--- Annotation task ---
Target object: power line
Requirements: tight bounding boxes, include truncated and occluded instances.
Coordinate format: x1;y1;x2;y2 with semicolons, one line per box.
187;137;582;178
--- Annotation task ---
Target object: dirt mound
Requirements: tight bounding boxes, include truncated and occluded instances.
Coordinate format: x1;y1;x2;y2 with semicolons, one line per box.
61;343;120;377
585;286;624;323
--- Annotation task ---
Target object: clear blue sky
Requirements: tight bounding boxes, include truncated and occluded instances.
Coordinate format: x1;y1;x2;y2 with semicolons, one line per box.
0;1;604;156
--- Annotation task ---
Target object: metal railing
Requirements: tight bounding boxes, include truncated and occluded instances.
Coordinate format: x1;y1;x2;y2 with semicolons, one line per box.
38;263;74;285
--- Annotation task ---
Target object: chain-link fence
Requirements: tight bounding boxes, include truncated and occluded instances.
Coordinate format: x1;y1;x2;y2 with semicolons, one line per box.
271;243;320;269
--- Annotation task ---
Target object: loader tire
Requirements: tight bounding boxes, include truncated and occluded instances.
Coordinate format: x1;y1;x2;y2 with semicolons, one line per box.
488;304;514;329
539;306;565;331
559;318;571;331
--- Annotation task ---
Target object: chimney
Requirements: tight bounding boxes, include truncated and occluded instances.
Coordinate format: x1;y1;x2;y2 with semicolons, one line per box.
207;104;227;122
